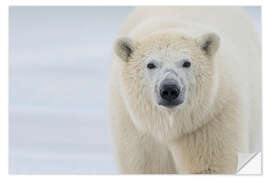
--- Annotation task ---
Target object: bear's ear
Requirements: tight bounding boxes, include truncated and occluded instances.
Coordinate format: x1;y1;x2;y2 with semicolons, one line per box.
197;33;220;56
114;37;136;62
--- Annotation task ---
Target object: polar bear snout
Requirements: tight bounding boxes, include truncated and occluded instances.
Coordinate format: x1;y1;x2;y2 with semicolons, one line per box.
160;83;179;101
158;79;185;108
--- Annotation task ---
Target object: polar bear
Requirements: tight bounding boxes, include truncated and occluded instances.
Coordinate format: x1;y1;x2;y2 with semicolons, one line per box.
109;7;261;174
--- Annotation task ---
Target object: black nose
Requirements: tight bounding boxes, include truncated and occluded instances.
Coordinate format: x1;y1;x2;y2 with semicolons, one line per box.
160;84;180;101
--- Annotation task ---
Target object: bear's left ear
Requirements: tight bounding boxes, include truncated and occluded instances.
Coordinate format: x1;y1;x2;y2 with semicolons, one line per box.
197;33;220;56
114;37;136;62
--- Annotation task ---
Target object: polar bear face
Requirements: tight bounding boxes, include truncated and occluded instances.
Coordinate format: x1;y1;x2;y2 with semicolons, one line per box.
115;32;220;113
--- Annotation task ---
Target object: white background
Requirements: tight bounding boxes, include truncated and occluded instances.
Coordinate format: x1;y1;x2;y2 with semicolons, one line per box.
8;6;261;174
9;6;132;174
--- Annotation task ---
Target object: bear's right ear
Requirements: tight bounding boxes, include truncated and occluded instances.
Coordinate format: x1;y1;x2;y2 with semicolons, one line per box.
114;37;136;62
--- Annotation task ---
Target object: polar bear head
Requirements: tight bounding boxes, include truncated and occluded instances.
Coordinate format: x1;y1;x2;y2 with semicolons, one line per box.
115;32;219;108
114;32;220;137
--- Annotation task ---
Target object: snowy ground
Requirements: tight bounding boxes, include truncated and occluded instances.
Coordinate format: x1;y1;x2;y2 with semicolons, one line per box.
9;7;261;174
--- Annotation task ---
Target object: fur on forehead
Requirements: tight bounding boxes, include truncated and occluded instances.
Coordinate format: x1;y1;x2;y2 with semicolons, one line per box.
135;31;220;58
135;33;199;52
114;31;220;62
138;32;196;47
134;32;201;60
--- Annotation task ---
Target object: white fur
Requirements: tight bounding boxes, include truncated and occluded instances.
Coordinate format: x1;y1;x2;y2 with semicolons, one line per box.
109;7;261;174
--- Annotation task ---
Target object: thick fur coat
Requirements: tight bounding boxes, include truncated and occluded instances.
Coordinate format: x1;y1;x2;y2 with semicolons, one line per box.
109;7;261;174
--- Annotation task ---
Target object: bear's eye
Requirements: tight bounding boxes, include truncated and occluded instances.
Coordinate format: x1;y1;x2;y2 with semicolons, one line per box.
182;61;191;68
147;63;156;69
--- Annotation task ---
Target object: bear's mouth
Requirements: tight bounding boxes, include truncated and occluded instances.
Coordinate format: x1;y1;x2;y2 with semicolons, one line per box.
158;98;184;108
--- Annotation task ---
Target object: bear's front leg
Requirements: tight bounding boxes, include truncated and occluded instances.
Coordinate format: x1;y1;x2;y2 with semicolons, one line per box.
168;118;240;174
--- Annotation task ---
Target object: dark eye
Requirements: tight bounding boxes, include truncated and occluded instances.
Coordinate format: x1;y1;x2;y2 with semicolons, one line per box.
182;61;191;68
147;63;156;69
